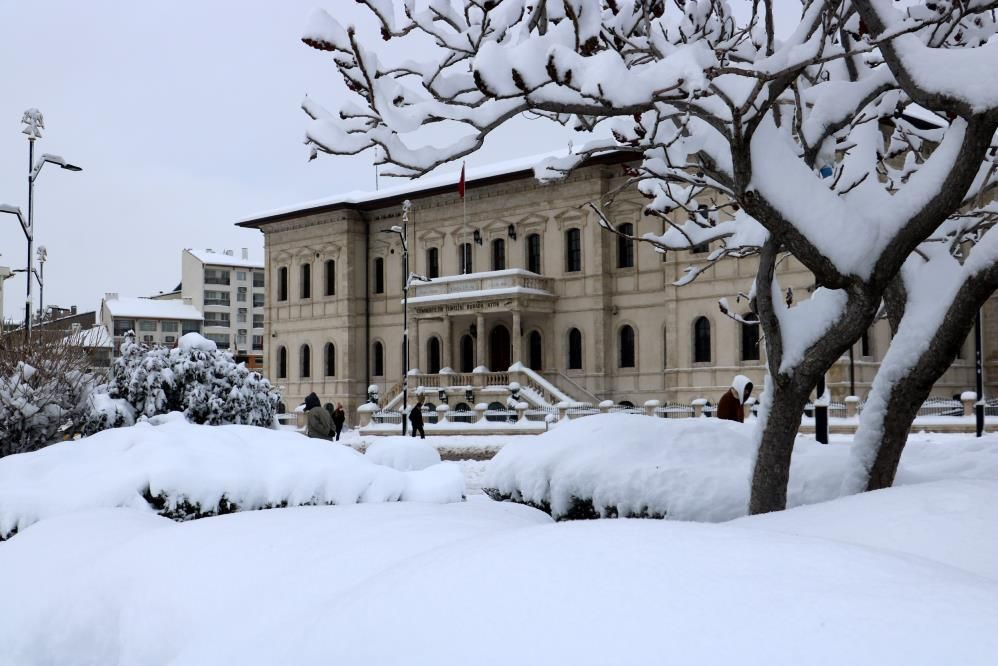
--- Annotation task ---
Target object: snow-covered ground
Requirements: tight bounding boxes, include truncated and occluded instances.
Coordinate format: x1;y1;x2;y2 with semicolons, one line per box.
1;415;996;664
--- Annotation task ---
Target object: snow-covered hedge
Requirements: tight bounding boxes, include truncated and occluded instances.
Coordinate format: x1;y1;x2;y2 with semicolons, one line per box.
84;332;279;433
482;413;998;521
0;414;465;539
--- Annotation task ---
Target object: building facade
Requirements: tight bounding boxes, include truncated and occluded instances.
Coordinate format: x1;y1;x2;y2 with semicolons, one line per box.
180;249;266;369
100;294;203;354
238;156;996;415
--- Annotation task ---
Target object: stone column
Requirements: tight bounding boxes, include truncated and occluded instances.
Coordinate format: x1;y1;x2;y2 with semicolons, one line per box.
476;313;486;369
442;314;453;370
512;311;522;368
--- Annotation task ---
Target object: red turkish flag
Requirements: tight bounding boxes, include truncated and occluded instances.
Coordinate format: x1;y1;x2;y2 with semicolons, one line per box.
458;163;466;199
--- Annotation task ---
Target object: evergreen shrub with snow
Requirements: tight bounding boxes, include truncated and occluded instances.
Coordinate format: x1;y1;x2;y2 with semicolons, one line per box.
0;334;99;457
86;332;279;432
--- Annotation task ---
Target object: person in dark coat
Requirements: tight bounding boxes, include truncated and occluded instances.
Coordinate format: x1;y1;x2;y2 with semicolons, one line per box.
304;392;333;439
717;374;753;422
332;403;346;441
408;396;426;439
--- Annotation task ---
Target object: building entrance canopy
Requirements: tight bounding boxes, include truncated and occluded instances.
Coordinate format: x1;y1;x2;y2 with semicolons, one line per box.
408;269;554;316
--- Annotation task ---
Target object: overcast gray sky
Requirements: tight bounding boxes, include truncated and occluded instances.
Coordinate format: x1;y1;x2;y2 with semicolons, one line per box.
0;1;798;322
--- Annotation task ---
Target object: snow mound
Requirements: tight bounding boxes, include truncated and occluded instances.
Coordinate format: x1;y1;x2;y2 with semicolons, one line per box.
482;414;998;521
178;332;216;352
365;438;441;471
0;417;465;538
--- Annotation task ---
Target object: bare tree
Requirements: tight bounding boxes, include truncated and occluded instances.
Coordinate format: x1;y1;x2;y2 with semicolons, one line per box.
300;1;998;513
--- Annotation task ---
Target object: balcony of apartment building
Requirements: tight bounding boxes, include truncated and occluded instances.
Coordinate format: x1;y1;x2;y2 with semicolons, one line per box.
204;269;231;286
203;312;231;330
202;289;231;308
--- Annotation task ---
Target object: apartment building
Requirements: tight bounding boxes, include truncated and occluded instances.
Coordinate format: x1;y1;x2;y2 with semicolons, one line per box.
180;249;265;369
99;294;203;354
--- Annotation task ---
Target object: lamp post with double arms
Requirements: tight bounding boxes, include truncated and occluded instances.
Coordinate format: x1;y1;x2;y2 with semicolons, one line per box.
4;109;82;340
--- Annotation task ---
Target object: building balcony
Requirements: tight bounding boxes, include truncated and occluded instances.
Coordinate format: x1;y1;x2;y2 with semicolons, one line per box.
408;269;554;308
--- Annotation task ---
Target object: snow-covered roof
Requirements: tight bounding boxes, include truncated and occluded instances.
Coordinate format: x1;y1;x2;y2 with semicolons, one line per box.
186;249;263;269
236;150;630;227
103;297;202;321
64;325;113;349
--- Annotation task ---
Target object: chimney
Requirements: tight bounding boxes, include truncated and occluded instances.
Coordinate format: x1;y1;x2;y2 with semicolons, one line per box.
241;248;248;260
71;305;77;314
105;292;118;301
71;323;81;335
224;249;234;256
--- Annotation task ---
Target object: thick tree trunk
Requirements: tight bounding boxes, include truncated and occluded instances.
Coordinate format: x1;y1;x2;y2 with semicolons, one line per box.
750;377;812;514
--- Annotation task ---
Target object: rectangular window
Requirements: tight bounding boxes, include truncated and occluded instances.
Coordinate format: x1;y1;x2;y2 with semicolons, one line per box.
374;257;385;294
252;335;264;351
237;286;248;302
277;267;288;301
427;248;439;279
459;243;473;274
142;335;154;343
253;272;265;288
204;312;231;327
206;332;230;349
236;271;247;282
113;319;135;337
236;333;247;345
138;320;156;332
204;269;230;285
237;308;248;323
492;239;506;271
204;290;230;306
182;321;201;335
161;321;179;333
300;263;312;299
565;229;582;272
324;259;336;296
526;234;541;274
164;335;176;343
253;314;264;328
252;293;264;308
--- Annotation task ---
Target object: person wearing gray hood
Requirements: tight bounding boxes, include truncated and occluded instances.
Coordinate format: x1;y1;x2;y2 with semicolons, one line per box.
303;392;333;439
717;374;753;422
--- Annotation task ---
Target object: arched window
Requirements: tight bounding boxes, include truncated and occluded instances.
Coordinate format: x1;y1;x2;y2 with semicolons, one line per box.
277;266;288;301
324;259;335;296
741;313;760;361
277;346;287;378
694;317;711;363
373;257;385;294
300;263;311;299
617;223;634;268
426;247;440;279
528;330;543;370
459;334;475;373
324;342;335;376
372;341;384;377
492;238;506;270
567;328;582;370
427;337;442;374
300;344;311;378
565;228;582;272
619;325;635;368
459;243;473;274
526;233;542;274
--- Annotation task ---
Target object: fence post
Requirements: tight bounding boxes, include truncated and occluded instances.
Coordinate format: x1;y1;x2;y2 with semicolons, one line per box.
357;404;377;428
845;396;860;418
557;401;570;421
474;402;488;424
961;391;977;417
598;399;614;414
644;399;661;417
515;401;528;422
692;398;707;418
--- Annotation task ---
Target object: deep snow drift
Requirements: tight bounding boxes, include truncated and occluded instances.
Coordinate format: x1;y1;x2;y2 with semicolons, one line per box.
0;413;465;538
483;414;998;520
0;480;996;666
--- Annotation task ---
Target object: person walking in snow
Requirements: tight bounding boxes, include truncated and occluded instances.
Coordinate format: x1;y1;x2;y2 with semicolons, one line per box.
717;375;753;422
408;396;426;439
304;392;333;439
332;403;346;441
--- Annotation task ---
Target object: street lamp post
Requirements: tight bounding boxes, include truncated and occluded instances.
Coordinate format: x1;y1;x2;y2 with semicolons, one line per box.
381;199;431;436
1;109;82;341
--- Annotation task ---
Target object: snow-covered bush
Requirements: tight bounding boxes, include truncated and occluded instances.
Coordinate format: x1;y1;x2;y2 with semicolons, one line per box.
90;332;279;431
0;334;99;457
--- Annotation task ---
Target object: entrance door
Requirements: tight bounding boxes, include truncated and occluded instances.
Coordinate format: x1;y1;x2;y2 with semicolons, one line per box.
528;330;543;370
489;324;511;371
459;334;475;372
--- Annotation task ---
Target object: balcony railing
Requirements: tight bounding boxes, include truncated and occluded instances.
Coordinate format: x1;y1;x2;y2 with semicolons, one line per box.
408;269;554;302
204;298;231;307
204;277;230;286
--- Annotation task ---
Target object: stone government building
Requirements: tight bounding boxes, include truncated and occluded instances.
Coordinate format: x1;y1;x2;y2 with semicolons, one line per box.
237;154;996;416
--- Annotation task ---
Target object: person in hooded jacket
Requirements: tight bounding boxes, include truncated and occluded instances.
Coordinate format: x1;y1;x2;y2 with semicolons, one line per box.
304;392;333;439
332;403;346;441
717;374;754;422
